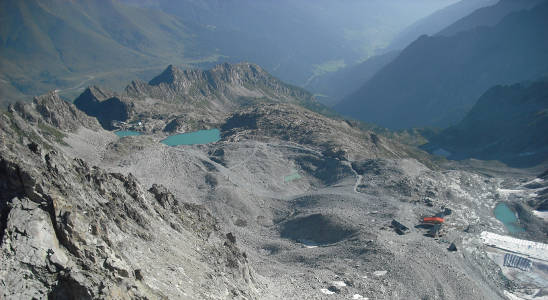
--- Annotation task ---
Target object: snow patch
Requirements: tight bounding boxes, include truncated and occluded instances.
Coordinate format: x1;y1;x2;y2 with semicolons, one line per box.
503;290;525;300
299;239;320;248
320;288;335;295
352;294;368;300
497;189;524;196
533;210;548;221
373;270;387;277
524;178;544;185
332;281;346;287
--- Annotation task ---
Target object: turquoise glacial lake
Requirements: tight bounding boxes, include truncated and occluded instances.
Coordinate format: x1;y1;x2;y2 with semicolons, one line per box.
494;203;525;233
161;129;221;146
284;169;302;183
115;131;142;137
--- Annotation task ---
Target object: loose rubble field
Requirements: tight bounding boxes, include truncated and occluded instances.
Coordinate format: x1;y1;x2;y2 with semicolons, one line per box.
58;126;548;299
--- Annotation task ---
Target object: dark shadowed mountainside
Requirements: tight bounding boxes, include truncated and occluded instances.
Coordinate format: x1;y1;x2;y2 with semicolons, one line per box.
335;1;548;129
304;51;400;106
439;0;545;36
386;0;497;51
306;0;497;106
424;79;548;168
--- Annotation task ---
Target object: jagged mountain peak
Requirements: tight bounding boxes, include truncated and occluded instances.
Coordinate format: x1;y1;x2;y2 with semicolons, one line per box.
148;62;269;87
73;87;133;130
70;62;329;133
125;62;318;111
148;64;184;86
79;85;118;102
8;90;101;132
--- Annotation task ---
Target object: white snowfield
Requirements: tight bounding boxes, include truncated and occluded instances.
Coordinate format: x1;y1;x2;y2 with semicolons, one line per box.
481;232;548;261
332;281;347;287
320;288;335;295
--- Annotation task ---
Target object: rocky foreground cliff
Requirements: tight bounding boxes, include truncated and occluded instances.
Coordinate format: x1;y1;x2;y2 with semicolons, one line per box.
0;93;259;299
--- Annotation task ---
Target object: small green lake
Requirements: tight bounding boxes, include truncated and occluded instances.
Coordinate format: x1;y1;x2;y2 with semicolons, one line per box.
494;203;525;233
161;129;220;146
284;169;302;183
115;131;142;137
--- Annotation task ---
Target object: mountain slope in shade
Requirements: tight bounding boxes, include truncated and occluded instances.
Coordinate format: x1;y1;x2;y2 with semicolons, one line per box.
386;0;497;51
424;79;548;168
439;0;545;36
335;1;548;129
73;86;135;130
305;51;400;106
0;0;202;103
306;0;496;106
308;0;537;107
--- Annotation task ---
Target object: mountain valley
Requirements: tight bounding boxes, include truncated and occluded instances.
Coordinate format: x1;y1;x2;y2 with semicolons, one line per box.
2;1;548;299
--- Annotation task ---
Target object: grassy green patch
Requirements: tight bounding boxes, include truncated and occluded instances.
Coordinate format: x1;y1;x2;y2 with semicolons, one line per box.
311;60;346;77
37;123;68;146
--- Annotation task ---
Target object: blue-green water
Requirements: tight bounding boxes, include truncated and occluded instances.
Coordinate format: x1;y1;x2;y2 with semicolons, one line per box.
161;129;220;146
284;169;302;183
115;131;142;137
494;203;525;233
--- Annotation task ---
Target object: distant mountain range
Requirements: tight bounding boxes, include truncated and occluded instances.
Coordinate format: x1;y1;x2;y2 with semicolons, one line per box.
335;0;548;129
0;0;455;105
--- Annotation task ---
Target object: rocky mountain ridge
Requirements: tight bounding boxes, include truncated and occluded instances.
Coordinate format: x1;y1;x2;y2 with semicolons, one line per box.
73;62;330;134
125;63;323;112
220;103;432;164
9;91;102;132
73;86;135;130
